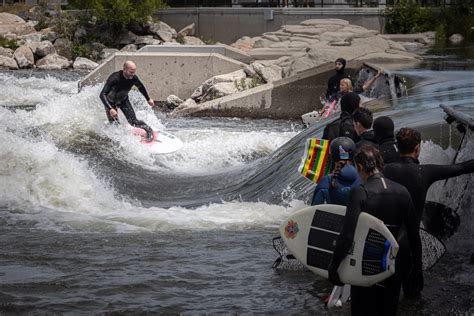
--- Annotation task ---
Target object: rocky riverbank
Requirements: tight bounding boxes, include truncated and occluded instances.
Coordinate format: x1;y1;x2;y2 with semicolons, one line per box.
0;8;201;71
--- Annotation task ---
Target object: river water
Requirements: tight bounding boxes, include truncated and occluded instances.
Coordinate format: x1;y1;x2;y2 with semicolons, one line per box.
0;46;473;314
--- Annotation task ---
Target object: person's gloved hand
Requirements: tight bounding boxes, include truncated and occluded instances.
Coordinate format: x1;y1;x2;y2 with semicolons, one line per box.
328;263;344;286
404;270;424;299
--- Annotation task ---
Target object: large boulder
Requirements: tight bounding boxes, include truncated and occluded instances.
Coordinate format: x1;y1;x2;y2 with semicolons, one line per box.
73;57;98;70
36;53;71;69
148;21;177;39
53;38;73;60
35;40;56;58
0;47;14;58
201;82;239;102
184;36;205;45
0;55;18;69
0;13;36;36
13;45;35;68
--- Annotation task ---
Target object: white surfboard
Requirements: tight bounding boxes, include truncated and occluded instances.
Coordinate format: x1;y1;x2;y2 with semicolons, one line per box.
280;204;399;287
133;127;183;154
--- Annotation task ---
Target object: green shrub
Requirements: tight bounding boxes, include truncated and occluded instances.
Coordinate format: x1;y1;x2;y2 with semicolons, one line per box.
0;36;18;50
68;0;167;41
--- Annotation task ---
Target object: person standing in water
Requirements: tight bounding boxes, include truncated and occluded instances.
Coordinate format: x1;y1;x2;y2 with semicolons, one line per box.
100;60;156;142
328;145;421;316
311;137;361;206
383;127;474;298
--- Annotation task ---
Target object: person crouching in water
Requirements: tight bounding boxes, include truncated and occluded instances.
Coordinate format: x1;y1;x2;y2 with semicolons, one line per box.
327;145;422;316
311;137;361;206
100;60;156;142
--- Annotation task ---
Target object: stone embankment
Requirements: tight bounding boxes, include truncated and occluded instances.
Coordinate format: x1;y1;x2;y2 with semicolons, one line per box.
167;18;431;114
0;10;199;71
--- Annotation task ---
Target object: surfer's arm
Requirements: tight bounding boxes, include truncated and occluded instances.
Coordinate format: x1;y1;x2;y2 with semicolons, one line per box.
134;76;152;104
424;159;474;186
100;74;116;109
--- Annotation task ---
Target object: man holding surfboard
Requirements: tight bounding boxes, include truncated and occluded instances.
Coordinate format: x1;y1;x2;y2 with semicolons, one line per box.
100;60;156;142
328;145;422;316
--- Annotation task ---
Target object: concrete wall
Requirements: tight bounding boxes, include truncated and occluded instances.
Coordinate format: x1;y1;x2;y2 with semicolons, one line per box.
156;7;385;44
80;52;245;101
176;60;365;119
139;44;251;63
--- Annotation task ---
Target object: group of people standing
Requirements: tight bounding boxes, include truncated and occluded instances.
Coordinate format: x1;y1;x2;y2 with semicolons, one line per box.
313;59;474;315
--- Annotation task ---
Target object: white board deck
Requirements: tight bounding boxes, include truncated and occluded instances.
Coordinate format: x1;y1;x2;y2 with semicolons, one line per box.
280;204;399;287
133;127;183;154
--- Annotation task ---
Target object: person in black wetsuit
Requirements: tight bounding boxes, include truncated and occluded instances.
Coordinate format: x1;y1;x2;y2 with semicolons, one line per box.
322;92;360;143
100;60;155;142
373;116;400;163
326;58;348;102
328;145;422;316
352;107;375;148
383;127;474;298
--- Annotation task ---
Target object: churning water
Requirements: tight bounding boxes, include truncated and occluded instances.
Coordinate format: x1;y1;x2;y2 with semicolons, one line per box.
0;46;473;314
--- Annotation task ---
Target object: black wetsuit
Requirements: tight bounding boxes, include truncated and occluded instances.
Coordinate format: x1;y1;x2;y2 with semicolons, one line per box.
383;156;474;297
377;138;400;164
100;70;152;131
356;129;376;148
322;111;359;143
328;174;421;316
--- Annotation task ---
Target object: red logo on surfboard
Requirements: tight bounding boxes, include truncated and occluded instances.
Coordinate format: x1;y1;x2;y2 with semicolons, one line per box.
284;220;299;239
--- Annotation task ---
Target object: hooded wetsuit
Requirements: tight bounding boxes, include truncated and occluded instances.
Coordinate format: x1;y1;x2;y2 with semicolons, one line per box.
100;70;152;132
373;116;400;163
326;58;348;101
328;174;421;316
311;164;361;206
383;156;474;297
323;92;360;143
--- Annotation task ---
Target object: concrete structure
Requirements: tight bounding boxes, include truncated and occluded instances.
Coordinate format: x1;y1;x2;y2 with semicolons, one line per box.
139;44;251;63
79;50;245;101
172;60;365;119
155;7;385;44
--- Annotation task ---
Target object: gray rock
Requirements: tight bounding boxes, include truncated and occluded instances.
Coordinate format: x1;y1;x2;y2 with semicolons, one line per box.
156;30;173;42
101;48;119;60
119;31;138;45
0;12;36;36
36;53;71;69
40;28;59;43
135;35;162;45
184;36;205;45
201;82;239;102
449;33;464;44
0;46;14;58
36;40;56;58
0;55;18;69
178;23;195;37
53;38;73;60
300;18;349;26
13;45;35;68
120;44;137;52
18;32;42;44
148;21;177;39
74;27;87;40
73;57;98;70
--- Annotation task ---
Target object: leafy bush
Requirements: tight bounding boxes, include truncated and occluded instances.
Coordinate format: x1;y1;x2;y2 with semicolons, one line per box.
384;1;474;41
0;36;18;50
68;0;167;41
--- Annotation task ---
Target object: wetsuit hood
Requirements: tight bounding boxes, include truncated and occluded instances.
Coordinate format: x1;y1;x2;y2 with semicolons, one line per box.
373;116;395;143
340;92;360;114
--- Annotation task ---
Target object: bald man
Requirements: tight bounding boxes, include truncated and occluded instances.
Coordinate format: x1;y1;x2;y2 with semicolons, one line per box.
100;61;155;141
